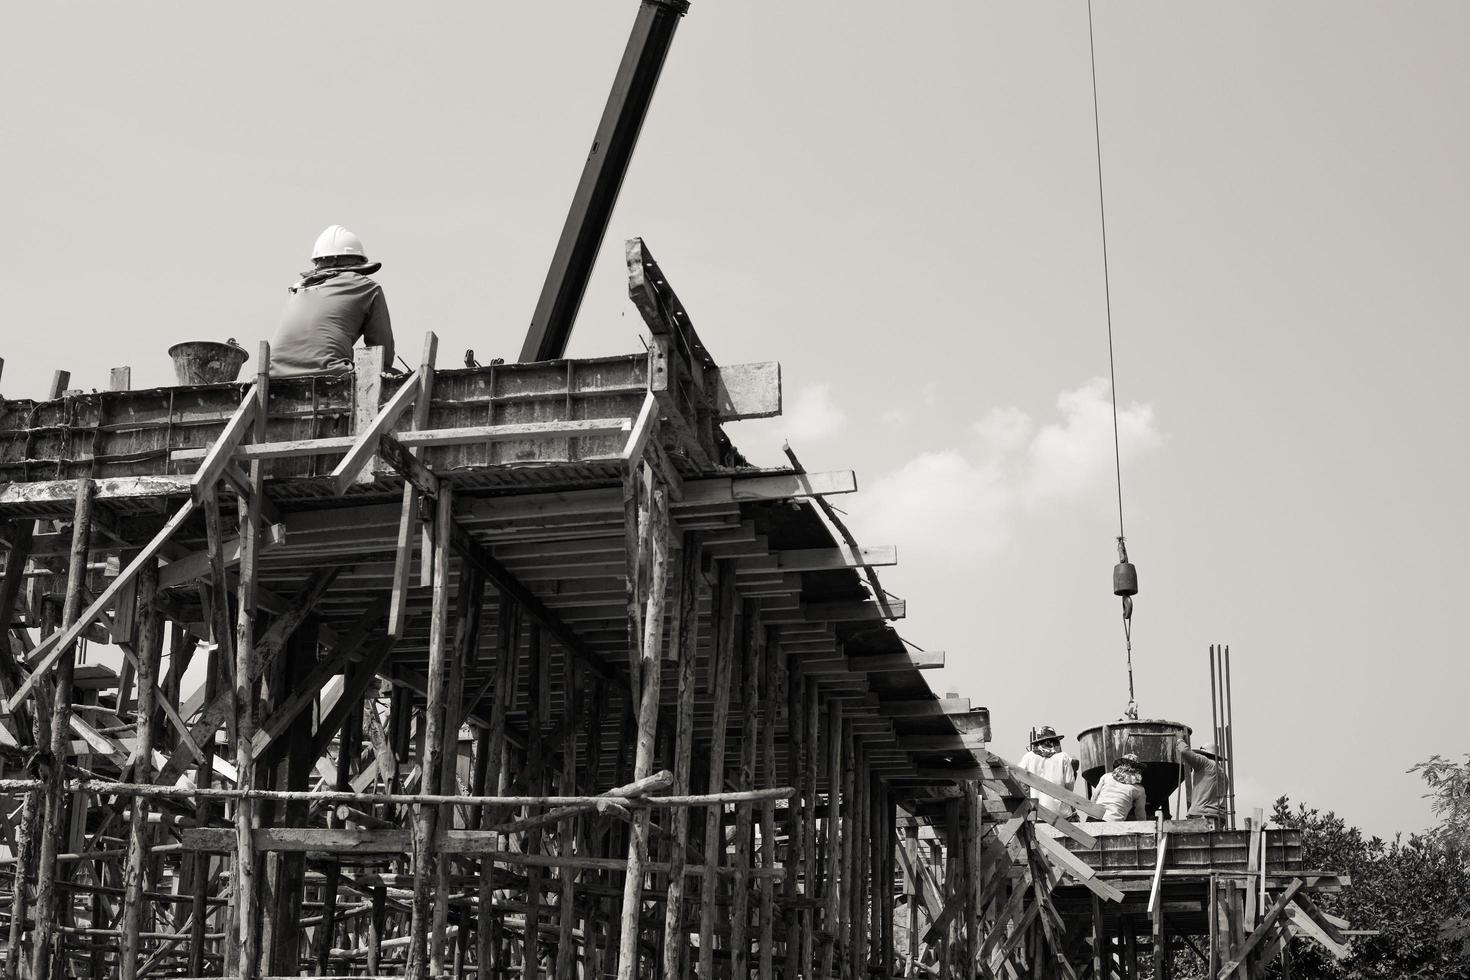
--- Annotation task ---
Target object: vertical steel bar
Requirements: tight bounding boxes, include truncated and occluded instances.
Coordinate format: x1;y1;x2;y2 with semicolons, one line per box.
1224;645;1238;830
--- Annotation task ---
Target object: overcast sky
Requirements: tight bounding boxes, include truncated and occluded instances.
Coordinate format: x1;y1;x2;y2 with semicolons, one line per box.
3;2;1466;837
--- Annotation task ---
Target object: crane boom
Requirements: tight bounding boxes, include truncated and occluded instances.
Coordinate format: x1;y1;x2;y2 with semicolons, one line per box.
519;0;691;363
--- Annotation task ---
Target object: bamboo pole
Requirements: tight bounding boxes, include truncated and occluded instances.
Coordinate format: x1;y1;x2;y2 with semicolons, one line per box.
661;532;703;980
554;652;583;980
119;555;161;979
696;563;737;980
4;520;43;979
522;625;547;979
30;476;96;980
781;665;805;980
801;678;820;980
730;600;760;979
757;626;778;980
229;343;270;979
409;486;454;980
479;593;522;975
819;697;844;979
614;468;669;980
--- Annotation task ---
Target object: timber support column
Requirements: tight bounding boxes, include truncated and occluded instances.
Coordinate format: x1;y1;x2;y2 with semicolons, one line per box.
30;476;96;980
661;531;704;980
119;556;162;979
408;486;455;980
615;449;672;980
696;563;737;980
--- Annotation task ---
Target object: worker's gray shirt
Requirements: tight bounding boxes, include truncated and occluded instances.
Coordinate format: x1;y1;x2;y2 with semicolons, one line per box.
1181;748;1228;819
271;269;393;377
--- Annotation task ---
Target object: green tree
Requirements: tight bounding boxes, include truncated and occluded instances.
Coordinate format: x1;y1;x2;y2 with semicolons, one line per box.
1260;782;1470;978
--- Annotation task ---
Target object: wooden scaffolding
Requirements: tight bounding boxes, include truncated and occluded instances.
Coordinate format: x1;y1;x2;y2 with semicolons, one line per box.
0;239;1353;978
0;240;1000;979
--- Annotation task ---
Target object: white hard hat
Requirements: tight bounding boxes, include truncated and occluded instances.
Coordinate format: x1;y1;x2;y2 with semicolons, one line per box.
311;224;369;261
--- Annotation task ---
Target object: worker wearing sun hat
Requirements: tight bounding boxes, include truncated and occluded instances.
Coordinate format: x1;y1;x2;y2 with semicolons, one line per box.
271;225;395;377
1018;726;1079;818
1090;753;1148;821
1177;737;1229;827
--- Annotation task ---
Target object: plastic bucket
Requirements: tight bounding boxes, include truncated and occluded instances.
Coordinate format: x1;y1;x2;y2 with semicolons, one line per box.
168;340;249;385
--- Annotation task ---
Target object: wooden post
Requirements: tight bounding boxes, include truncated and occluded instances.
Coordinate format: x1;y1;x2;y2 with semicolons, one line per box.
696;563;737;980
660;533;704;980
817;697;843;979
845;732;863;980
795;678;817;980
433;563;483;966
522;625;548;979
480;594;523;975
731;600;761;979
227;343;270;979
408;485;454;980
187;642;221;976
757;626;778;980
1;517;38;978
29;477;95;980
119;555;162;979
314;688;361;972
781;665;806;980
555;650;584;980
615;464;670;980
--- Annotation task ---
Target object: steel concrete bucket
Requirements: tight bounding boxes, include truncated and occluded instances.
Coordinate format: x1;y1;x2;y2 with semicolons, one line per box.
168;339;249;385
1076;718;1192;812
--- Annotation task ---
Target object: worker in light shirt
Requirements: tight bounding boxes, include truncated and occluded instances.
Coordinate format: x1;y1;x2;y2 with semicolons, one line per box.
1018;726;1079;818
1090;753;1148;821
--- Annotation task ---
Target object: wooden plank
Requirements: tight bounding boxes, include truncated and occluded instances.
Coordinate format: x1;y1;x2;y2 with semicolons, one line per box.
387;334;438;636
1034;802;1097;848
352;345;387;484
994;755;1107;821
170;417;635;464
622;390;658;463
711;361;781;420
877;696;971;717
774;544;896;573
1031;831;1125;903
1282;904;1348;959
1148;819;1169;914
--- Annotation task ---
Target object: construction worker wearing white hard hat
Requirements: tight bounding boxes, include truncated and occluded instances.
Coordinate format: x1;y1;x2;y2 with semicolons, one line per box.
270;225;394;377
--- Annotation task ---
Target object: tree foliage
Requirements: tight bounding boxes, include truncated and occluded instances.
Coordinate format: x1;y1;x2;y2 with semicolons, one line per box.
1258;760;1470;978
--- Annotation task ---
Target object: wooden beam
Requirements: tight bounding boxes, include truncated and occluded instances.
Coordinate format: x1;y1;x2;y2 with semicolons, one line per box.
847;651;943;673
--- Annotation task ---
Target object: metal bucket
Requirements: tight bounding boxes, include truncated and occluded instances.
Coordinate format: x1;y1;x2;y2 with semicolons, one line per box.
1076;718;1192;812
168;339;249;385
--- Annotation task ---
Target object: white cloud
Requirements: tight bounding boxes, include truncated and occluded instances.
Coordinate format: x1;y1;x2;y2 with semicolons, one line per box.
1023;378;1161;508
851;378;1161;559
783;383;846;441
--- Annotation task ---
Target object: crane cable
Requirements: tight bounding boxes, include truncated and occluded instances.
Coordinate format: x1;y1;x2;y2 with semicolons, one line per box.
1086;0;1139;719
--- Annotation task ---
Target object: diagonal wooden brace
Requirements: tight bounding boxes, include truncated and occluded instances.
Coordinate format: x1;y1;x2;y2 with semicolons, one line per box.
330;372;422;496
